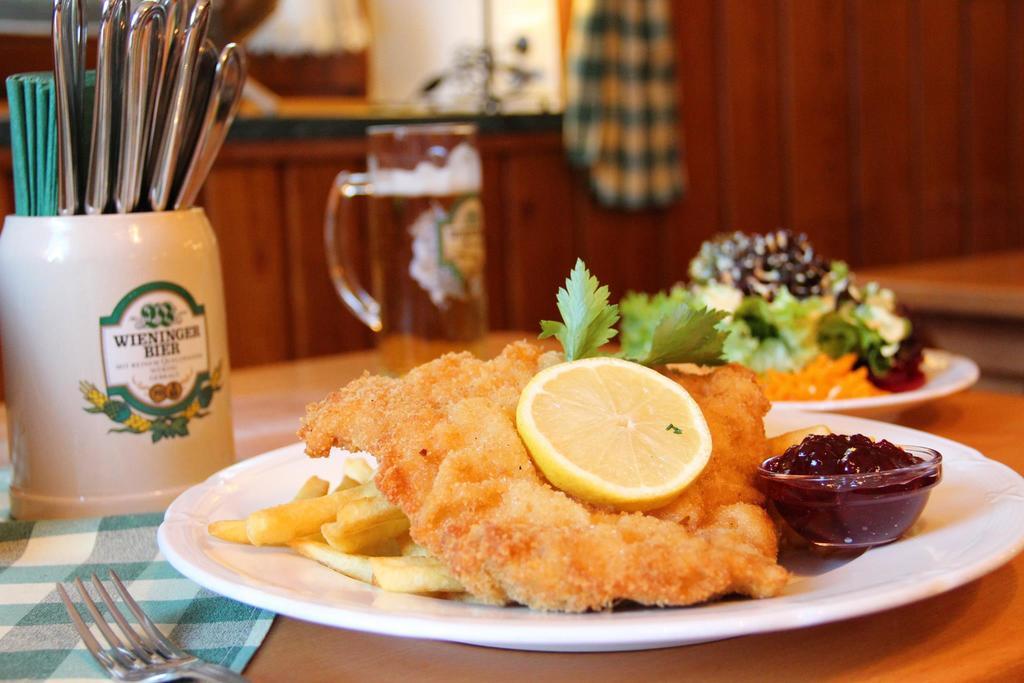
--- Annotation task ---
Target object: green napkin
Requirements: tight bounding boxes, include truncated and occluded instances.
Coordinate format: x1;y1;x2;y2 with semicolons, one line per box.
6;71;95;216
35;79;53;216
5;75;32;216
0;468;275;680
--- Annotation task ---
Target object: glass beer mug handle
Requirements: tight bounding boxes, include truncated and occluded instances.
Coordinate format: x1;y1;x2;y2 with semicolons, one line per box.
324;171;382;331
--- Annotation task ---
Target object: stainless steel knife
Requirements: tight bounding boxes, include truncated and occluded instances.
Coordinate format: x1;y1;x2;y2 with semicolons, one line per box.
52;0;86;215
85;0;129;215
114;1;167;214
148;0;211;212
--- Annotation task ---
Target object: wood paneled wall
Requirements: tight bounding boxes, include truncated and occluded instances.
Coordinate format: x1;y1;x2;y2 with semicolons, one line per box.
3;0;1024;377
669;0;1024;268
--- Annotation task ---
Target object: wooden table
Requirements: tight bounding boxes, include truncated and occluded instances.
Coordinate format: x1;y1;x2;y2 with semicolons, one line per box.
860;250;1024;393
4;333;1023;681
859;249;1024;320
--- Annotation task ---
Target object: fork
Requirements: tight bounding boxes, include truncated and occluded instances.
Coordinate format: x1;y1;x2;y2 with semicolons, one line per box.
57;570;248;682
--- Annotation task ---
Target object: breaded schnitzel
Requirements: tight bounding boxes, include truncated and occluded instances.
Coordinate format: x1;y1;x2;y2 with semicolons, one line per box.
299;341;787;612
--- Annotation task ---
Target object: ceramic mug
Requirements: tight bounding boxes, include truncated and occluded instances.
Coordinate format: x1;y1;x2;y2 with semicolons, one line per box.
0;209;235;519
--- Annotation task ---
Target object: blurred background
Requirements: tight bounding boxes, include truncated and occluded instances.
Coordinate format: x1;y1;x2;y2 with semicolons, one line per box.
0;0;1021;392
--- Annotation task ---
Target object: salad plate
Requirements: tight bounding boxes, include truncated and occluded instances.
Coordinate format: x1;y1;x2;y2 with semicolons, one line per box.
623;231;982;416
158;410;1024;652
771;349;979;418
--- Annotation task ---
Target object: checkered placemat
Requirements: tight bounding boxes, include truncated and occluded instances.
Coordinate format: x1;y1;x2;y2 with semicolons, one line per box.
0;469;274;681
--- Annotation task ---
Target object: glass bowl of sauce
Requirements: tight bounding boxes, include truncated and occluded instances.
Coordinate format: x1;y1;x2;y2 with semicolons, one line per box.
757;434;942;549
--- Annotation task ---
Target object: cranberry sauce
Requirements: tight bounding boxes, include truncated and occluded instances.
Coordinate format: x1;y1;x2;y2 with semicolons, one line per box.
758;435;941;548
764;433;922;476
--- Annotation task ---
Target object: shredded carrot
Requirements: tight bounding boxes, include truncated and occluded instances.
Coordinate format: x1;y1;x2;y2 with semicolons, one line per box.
758;354;888;401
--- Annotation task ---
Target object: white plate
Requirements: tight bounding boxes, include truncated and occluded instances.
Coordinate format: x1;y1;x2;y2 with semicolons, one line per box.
772;350;979;418
158;411;1024;652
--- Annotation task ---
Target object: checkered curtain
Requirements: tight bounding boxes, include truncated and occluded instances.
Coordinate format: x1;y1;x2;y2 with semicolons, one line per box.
564;0;686;209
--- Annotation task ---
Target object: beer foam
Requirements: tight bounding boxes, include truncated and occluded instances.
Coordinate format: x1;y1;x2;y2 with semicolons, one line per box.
371;142;482;196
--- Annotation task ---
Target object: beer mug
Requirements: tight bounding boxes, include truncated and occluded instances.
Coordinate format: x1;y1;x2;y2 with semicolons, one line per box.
324;123;489;373
0;209;235;518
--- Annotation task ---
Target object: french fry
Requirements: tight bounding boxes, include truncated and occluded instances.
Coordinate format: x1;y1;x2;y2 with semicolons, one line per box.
208;519;249;544
335;476;360;492
767;425;832;456
217;471;474;600
319;491;411;553
345;458;375;483
289;539;374;583
369;556;464;593
321;517;410;554
293;475;330;501
400;538;430;557
335;458;375;491
336;495;405;531
246;482;376;546
363;537;403;557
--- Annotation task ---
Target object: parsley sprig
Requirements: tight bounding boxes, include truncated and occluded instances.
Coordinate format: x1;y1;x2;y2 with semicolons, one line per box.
540;259;620;361
539;259;728;367
626;302;728;366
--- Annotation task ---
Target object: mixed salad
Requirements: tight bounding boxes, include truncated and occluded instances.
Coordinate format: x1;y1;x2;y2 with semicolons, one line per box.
620;231;926;393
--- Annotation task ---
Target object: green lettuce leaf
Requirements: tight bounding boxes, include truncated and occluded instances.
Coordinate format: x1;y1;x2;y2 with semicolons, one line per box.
818;306;894;376
712;289;830;372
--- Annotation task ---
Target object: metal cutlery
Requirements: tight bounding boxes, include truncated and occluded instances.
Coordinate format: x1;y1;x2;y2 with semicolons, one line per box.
143;0;188;192
149;0;212;212
170;40;217;200
57;569;248;682
164;0;194;77
115;1;167;214
52;0;86;215
160;0;191;79
174;42;246;210
85;0;129;215
51;0;244;215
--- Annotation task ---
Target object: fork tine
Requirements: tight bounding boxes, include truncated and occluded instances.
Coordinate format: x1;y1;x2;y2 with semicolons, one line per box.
72;577;138;670
108;569;187;659
91;573;159;662
56;582;119;675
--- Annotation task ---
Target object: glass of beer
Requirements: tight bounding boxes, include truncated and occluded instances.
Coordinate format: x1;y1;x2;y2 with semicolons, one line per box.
324;123;488;373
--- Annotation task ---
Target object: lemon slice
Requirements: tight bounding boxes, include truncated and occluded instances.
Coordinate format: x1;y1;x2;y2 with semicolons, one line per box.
516;357;712;510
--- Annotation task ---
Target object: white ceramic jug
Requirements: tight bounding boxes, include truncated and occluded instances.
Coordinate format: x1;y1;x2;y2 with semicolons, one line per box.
0;209;235;518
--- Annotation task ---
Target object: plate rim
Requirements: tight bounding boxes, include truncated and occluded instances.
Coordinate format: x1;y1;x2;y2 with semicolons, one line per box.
158;410;1024;651
771;350;979;412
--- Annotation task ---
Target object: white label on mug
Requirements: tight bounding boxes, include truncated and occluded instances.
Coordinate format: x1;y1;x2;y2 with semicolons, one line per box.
79;281;224;442
409;194;486;307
